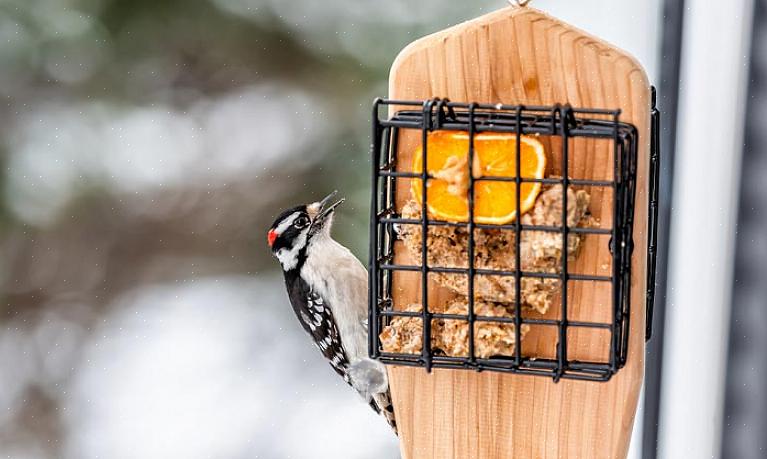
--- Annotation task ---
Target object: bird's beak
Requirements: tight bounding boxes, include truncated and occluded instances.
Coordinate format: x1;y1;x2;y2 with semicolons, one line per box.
318;190;341;211
311;191;345;229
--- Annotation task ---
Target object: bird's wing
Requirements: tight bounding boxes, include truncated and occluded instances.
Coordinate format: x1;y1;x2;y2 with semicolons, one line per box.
287;275;397;433
288;277;352;382
304;287;397;434
305;290;353;381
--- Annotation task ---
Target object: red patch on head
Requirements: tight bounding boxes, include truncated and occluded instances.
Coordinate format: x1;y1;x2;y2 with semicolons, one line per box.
267;229;278;247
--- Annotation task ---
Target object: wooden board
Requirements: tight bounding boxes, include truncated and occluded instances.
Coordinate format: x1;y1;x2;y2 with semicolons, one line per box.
386;6;650;459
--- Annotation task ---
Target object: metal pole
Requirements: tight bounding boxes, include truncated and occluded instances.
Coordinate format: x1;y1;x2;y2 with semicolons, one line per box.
658;0;755;457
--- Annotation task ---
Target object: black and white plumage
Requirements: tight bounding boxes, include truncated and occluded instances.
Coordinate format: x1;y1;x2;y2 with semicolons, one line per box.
288;281;349;380
267;192;396;433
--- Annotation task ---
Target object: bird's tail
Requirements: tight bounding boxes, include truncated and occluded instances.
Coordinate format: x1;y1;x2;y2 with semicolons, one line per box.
349;358;397;434
371;390;397;435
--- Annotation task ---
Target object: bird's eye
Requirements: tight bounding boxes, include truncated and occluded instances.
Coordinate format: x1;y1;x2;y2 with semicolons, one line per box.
294;216;309;228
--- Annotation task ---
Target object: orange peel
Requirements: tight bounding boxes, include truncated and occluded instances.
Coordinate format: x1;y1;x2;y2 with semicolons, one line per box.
411;130;546;224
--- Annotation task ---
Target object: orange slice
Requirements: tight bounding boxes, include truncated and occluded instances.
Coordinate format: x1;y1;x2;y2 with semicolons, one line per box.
411;130;546;224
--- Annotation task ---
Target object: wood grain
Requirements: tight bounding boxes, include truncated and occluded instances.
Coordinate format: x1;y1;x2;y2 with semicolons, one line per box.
386;6;650;459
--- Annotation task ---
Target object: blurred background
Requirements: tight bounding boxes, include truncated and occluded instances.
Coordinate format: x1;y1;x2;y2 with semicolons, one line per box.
0;0;762;458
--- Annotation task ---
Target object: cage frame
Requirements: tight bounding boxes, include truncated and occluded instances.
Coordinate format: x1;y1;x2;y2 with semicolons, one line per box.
369;92;659;383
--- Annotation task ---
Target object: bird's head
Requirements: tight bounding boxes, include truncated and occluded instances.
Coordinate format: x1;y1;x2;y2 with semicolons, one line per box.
267;191;345;271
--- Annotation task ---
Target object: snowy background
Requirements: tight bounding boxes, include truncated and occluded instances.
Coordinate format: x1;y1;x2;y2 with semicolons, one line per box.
0;0;662;457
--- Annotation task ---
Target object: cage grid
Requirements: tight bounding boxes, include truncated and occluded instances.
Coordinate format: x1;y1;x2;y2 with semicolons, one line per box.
369;94;659;382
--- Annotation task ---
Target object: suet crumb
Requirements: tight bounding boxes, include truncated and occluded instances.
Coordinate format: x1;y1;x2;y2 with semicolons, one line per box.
396;185;593;314
379;299;530;358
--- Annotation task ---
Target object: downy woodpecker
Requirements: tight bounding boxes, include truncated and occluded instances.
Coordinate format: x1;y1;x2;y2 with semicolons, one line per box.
267;191;396;433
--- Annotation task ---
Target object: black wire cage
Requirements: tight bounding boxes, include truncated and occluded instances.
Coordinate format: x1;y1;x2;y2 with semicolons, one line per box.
369;91;660;382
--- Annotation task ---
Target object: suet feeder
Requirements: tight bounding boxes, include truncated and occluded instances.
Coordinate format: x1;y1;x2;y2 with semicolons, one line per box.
368;3;659;458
